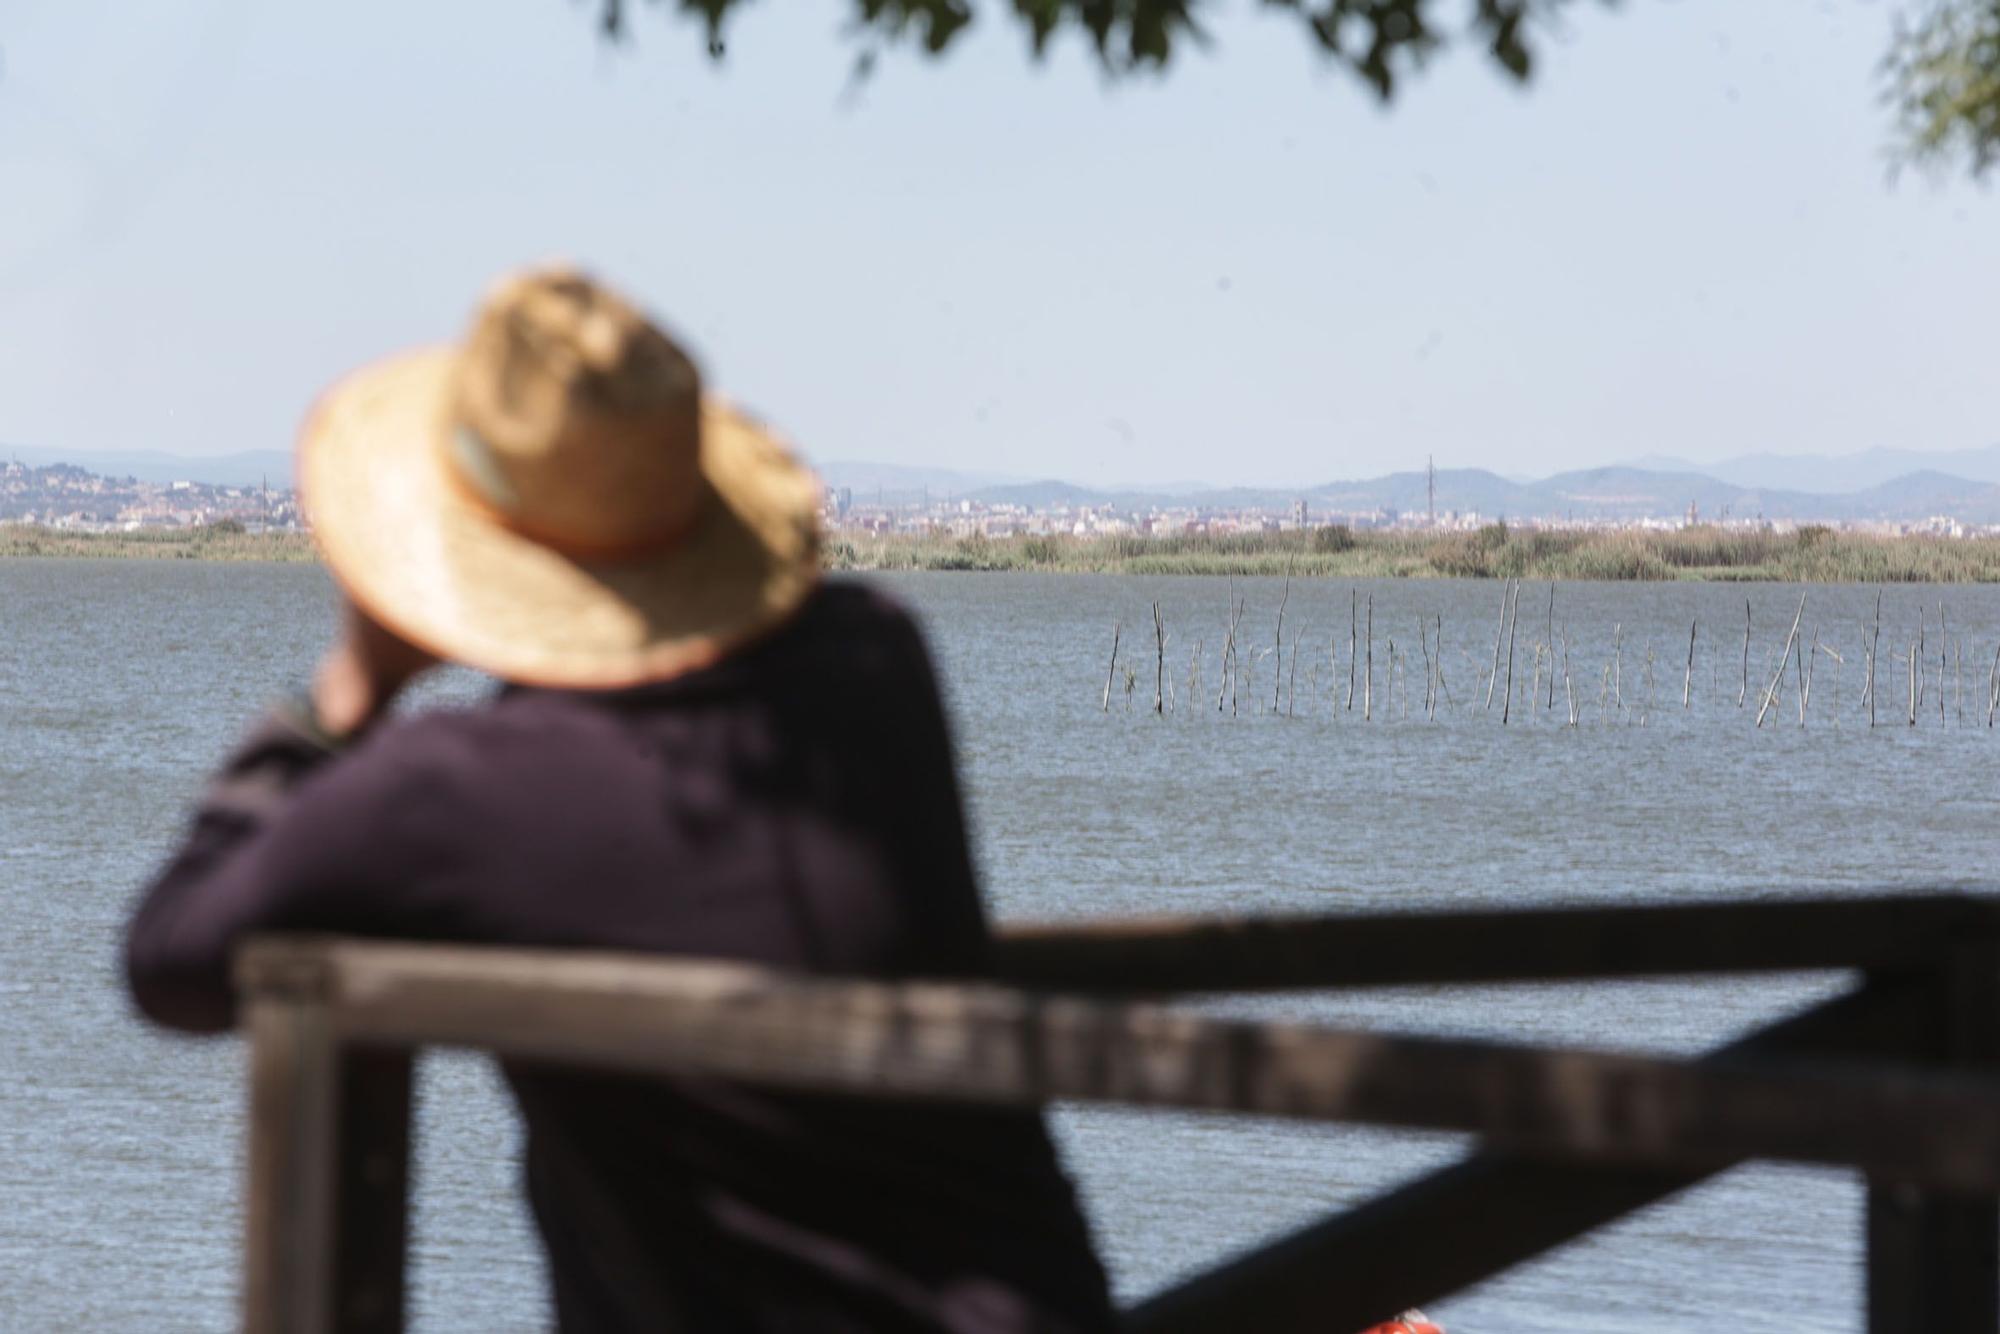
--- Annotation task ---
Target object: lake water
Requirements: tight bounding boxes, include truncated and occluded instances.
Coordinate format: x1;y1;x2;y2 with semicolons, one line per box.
3;560;1997;1332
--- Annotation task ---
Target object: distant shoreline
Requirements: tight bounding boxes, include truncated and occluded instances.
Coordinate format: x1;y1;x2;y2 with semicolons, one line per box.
8;523;2000;582
0;525;316;562
827;526;2000;583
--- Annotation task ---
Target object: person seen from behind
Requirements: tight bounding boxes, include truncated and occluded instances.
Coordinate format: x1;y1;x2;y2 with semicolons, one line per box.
124;267;1116;1333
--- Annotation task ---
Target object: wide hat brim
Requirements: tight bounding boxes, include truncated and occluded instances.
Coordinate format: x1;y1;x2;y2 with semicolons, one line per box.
299;347;823;689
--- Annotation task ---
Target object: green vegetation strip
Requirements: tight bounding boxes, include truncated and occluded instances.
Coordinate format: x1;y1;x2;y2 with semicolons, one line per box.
9;521;2000;582
828;524;2000;583
0;523;317;562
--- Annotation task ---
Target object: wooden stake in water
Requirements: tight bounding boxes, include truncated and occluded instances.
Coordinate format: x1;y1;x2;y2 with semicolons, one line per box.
1917;621;1927;714
1287;620;1305;718
1754;592;1806;729
1529;643;1543;725
1152;601;1166;716
1796;624;1809;727
1816;641;1843;723
1740;599;1751;708
1856;596;1872;732
1346;588;1357;713
1486;583;1509;710
1435;615;1455;713
1545;584;1557;710
1364;594;1374;721
1217;584;1241;714
1908;637;1918;727
1420;618;1436;721
1387;638;1396;720
1271;566;1291;715
1501;583;1521;726
1988;641;2000;728
1102;621;1121;712
1565;635;1578;728
1799;628;1814;726
1613;622;1624;712
1641;638;1655;726
1684;620;1697;710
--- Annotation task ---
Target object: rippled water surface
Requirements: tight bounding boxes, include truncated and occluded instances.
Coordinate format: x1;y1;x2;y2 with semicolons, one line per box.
4;561;1997;1331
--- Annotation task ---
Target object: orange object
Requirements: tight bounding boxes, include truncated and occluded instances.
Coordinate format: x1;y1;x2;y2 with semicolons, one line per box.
1360;1312;1445;1334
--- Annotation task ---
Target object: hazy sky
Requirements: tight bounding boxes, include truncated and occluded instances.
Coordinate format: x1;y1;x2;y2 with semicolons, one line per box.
1;1;1994;486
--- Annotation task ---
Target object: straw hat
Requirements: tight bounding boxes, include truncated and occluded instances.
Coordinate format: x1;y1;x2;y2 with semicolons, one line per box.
299;267;822;688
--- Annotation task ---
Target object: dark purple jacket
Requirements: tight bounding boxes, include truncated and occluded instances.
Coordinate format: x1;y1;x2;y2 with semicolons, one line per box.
125;582;1114;1333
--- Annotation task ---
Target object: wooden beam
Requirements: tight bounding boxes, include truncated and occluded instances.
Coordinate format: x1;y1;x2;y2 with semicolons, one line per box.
241;975;415;1334
243;993;339;1334
1868;944;2000;1334
993;895;1989;993
1129;974;1940;1334
330;1049;414;1334
237;939;2000;1192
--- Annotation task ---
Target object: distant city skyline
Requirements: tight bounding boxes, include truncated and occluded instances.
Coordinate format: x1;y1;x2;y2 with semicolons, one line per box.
1;2;1995;487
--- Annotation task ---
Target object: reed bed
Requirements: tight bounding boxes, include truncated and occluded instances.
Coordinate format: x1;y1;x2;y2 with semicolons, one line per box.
0;523;317;561
12;521;2000;586
826;524;2000;583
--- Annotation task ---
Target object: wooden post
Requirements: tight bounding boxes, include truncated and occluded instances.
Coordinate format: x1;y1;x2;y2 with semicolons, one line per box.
1818;642;1844;725
1501;582;1520;725
1684;620;1696;710
1987;642;1998;728
1486;583;1508;709
1798;626;1811;727
1741;598;1750;708
1420;618;1435;721
1867;944;2000;1334
1755;593;1806;729
1272;567;1291;714
1287;621;1305;718
1347;588;1357;712
1102;621;1121;712
244;995;339;1334
1364;594;1374;721
1152;602;1166;716
1613;622;1624;713
1545;584;1556;710
1434;615;1455;713
1936;602;1946;727
243;988;414;1334
1910;638;1918;727
1564;634;1577;728
1870;592;1882;728
1918;623;1928;714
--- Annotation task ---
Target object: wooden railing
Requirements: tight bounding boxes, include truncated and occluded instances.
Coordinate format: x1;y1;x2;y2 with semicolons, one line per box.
235;894;2000;1334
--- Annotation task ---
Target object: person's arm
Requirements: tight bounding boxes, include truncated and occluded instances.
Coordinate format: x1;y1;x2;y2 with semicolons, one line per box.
124;599;437;1033
871;600;994;976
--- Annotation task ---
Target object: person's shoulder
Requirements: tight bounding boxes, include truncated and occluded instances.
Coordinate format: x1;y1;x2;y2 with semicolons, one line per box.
785;580;930;656
801;578;922;636
762;580;937;690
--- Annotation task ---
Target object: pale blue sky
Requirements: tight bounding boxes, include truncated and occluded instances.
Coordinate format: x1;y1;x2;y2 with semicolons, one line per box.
1;1;1993;486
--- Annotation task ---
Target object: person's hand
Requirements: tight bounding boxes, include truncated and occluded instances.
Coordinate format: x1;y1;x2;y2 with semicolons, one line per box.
309;597;438;738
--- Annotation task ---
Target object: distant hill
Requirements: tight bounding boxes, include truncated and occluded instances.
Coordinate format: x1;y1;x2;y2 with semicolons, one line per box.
1624;444;2000;495
815;460;1023;504
2;445;294;488
963;464;2000;525
14;443;2000;524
